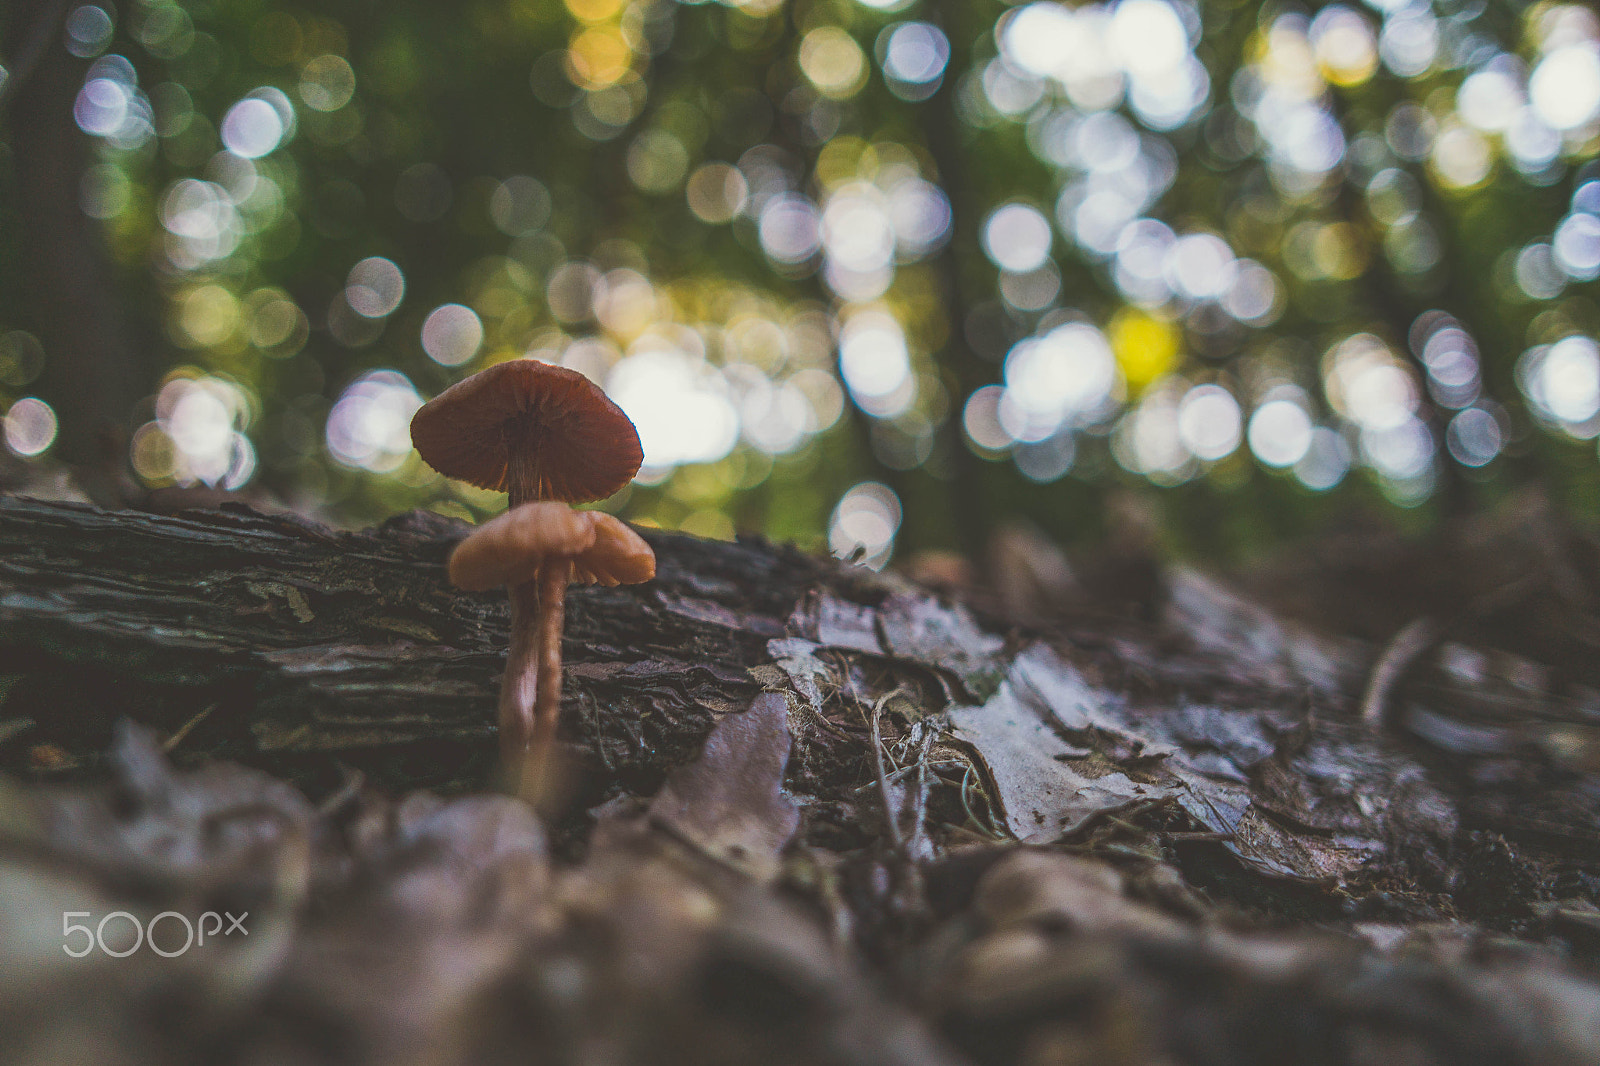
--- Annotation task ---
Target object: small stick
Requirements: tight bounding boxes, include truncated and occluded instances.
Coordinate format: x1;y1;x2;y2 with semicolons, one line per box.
906;723;938;860
163;703;216;753
957;760;1005;840
869;689;905;853
1360;616;1442;729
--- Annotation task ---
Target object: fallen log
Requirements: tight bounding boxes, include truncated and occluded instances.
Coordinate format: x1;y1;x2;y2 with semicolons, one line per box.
0;496;814;793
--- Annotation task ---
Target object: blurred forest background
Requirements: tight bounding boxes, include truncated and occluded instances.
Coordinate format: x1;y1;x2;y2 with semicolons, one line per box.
1;0;1598;569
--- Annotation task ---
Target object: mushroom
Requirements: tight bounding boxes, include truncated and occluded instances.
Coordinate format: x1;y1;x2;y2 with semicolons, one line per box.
448;503;655;788
409;360;642;510
528;512;654;772
410;360;647;788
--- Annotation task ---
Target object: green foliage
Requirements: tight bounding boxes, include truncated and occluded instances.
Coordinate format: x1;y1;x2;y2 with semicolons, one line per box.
2;0;1599;566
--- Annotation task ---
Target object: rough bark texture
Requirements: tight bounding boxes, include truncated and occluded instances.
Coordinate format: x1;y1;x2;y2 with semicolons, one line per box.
0;496;813;797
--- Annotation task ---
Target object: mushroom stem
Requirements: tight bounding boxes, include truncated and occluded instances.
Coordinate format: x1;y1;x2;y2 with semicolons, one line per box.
526;560;571;793
500;579;542;781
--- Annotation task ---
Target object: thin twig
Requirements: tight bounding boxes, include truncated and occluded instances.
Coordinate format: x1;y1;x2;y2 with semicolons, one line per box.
1360;616;1442;729
958;760;1006;840
315;768;366;818
162;703;216;753
906;723;938;859
868;688;905;853
850;757;967;793
581;689;614;772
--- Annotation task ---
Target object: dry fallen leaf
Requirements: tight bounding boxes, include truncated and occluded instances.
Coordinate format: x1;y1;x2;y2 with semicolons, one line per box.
648;692;801;878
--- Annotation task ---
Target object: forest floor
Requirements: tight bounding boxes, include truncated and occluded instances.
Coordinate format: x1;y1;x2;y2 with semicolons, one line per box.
0;490;1598;1065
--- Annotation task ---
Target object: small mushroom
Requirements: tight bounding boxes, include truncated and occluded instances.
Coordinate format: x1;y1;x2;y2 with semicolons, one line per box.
572;512;657;586
410;360;646;789
448;502;593;775
530;512;655;776
447;501;596;591
449;503;655;790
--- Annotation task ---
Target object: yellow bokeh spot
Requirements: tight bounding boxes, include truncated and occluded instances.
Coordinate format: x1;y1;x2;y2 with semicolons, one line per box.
475;283;525;320
1312;222;1368;280
243;287;307;354
567;27;632;89
670;462;727;503
177;285;240;349
798;27;867;100
814;136;872;188
1313;18;1377;87
681;509;735;540
130;422;176;482
565;0;624;23
1317;52;1375;89
1430;123;1494;191
299;54;356;112
716;448;773;490
1109;309;1180;390
483;346;530;369
1258;24;1324;101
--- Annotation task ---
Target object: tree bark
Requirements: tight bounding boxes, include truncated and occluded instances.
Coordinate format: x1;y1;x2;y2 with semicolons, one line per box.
0;497;818;795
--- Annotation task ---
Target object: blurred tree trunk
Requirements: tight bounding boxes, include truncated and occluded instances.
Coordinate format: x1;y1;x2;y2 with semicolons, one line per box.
4;0;151;485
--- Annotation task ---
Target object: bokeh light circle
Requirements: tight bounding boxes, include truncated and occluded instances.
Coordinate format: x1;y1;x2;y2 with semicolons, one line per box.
3;398;58;457
421;304;484;367
983;203;1053;273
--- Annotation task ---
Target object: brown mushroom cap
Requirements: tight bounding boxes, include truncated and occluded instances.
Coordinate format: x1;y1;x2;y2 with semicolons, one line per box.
448;502;595;591
410;360;643;503
571;513;656;587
